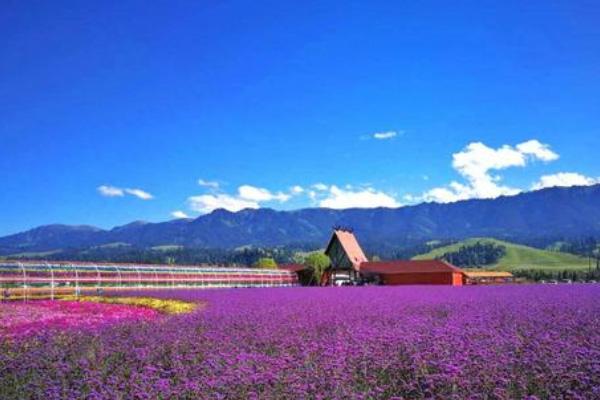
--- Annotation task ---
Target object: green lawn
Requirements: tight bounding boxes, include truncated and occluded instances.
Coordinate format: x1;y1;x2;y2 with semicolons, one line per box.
413;238;591;272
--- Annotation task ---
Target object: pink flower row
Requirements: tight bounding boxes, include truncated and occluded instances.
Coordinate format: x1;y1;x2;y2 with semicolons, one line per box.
0;300;158;339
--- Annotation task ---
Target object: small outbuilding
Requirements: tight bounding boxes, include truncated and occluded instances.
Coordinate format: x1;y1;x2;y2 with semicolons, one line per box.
463;271;514;285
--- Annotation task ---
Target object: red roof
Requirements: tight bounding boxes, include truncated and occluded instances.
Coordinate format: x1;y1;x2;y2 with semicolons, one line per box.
325;229;368;268
359;260;463;274
278;264;306;272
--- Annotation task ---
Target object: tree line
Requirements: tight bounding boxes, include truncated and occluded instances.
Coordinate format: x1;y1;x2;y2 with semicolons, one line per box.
436;242;507;267
9;245;299;267
514;268;600;282
552;236;600;258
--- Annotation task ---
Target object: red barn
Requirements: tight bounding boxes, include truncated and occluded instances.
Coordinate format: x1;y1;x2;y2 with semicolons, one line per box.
324;228;464;286
359;260;464;286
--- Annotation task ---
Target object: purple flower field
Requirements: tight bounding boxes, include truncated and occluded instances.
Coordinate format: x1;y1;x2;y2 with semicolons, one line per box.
1;285;600;399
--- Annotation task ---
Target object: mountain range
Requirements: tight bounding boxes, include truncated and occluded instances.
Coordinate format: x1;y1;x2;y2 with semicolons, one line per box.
2;184;600;257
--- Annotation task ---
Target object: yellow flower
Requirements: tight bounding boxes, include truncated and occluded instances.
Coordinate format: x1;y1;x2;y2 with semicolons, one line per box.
58;295;196;314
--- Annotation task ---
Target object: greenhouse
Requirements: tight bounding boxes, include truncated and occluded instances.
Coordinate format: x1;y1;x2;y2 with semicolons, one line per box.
0;261;298;299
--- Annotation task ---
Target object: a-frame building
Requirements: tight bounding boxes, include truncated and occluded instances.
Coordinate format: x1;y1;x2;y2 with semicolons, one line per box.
324;228;368;284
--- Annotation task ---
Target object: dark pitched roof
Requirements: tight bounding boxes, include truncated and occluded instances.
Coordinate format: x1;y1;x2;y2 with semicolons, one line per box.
359;260;463;274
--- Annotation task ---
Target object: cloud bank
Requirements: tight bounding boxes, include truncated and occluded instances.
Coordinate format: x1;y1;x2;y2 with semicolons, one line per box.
532;172;600;190
187;184;298;214
422;140;559;203
318;185;400;209
173;139;597;216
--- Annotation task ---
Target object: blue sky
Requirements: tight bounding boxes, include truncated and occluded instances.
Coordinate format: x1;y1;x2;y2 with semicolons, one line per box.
1;1;599;235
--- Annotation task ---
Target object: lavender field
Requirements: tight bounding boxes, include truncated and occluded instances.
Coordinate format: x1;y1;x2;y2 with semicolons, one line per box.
2;286;600;399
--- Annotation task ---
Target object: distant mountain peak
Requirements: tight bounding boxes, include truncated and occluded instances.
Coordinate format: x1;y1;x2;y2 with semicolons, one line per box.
38;223;102;230
1;184;600;256
118;220;148;227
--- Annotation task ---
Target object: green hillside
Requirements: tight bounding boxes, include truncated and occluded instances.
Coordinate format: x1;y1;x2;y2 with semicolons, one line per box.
413;238;590;272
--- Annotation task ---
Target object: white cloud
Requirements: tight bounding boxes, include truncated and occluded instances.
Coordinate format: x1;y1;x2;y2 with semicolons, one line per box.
373;131;399;140
532;172;600;190
188;194;259;214
124;188;154;200
516;140;559;162
290;185;304;194
238;185;290;203
185;184;295;214
422;182;492;203
423;139;559;203
98;185;124;197
198;179;220;189
184;181;402;214
98;185;153;200
319;185;400;209
403;194;418;202
171;210;191;219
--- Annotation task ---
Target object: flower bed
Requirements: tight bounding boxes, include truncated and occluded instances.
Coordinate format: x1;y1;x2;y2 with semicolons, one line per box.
0;300;158;340
1;285;600;399
59;295;197;314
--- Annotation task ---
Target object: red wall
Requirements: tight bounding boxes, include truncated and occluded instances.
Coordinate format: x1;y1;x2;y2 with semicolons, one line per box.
452;272;463;286
381;272;463;286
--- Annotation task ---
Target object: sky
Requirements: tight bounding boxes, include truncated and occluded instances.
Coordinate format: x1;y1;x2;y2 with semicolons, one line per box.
1;0;599;236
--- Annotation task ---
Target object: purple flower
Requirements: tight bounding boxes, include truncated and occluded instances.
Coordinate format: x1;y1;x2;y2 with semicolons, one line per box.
1;285;599;399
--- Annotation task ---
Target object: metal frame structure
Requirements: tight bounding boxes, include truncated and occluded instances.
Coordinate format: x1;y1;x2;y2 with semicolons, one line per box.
0;261;298;298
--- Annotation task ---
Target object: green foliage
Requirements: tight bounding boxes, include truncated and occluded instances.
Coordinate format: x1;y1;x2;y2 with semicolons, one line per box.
253;257;278;269
291;253;307;264
436;241;506;267
302;252;330;285
378;239;457;260
12;246;299;267
549;236;599;256
514;267;600;282
414;238;589;272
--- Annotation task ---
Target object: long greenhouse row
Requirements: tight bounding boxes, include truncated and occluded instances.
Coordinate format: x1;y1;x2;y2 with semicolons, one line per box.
0;261;298;297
